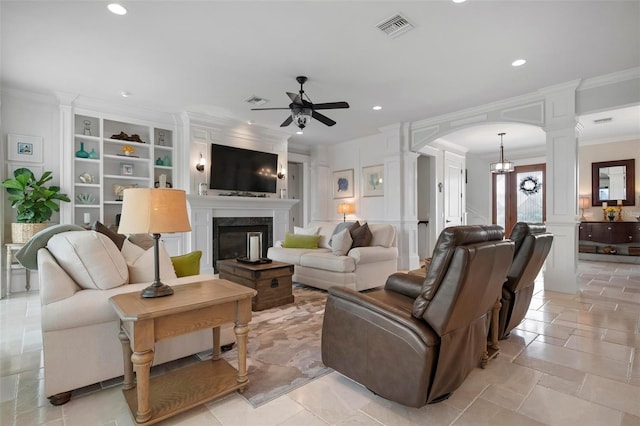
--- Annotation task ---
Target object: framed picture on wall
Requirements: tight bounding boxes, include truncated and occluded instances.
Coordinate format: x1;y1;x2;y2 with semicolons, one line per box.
7;134;43;163
120;163;134;175
333;169;354;199
362;164;384;197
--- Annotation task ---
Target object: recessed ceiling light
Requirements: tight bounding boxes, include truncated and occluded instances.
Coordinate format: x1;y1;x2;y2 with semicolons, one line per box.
372;105;382;111
120;91;131;98
247;120;254;125
108;3;127;15
452;0;466;3
296;130;303;135
511;59;527;67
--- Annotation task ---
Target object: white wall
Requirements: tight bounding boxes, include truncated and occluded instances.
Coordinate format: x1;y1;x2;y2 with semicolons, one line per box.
2;90;62;240
1;90;61;292
578;139;640;221
465;153;492;225
326;133;388;223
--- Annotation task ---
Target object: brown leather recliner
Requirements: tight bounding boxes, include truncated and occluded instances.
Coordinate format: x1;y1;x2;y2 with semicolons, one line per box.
497;222;553;340
321;225;514;407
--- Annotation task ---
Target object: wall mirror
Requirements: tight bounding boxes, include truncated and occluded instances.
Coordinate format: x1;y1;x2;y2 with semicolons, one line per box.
591;158;635;206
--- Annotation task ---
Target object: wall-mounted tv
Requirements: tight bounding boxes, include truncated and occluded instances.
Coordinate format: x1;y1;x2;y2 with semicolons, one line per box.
209;144;278;193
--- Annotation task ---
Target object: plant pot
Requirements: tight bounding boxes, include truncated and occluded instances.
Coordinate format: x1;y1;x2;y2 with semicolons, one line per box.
607;215;615;222
11;223;48;244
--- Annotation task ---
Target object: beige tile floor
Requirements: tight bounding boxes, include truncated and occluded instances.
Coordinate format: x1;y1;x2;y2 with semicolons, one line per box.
1;260;639;426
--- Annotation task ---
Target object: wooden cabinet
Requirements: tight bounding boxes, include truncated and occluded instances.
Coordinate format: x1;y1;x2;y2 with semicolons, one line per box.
71;112;175;228
579;221;640;255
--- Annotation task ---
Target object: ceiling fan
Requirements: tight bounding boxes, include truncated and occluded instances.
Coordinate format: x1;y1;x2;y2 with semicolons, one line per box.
251;76;349;131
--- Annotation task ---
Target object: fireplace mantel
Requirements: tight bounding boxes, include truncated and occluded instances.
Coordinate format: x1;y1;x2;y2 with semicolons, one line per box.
186;195;299;274
187;195;298;211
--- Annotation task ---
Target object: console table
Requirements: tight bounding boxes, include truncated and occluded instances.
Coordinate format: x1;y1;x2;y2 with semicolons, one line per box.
578;221;640;256
109;279;256;425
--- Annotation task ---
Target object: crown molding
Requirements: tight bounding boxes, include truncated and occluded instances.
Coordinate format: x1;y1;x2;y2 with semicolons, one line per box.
578;67;640;91
1;86;58;105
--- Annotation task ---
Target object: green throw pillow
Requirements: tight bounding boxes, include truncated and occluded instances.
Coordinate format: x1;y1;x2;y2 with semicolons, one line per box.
282;233;320;249
170;251;202;277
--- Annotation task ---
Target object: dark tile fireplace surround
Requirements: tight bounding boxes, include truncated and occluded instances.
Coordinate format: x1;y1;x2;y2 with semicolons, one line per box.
213;217;273;272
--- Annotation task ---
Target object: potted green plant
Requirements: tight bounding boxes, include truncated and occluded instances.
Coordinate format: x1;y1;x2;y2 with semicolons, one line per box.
1;168;70;243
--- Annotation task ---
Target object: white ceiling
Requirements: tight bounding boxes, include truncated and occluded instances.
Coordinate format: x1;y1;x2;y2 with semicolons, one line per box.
2;1;639;153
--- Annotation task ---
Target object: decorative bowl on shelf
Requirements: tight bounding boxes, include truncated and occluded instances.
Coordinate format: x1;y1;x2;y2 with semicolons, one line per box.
76;193;95;204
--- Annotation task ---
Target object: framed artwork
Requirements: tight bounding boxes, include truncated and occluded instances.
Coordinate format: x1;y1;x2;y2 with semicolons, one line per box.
7;134;43;163
120;163;134;175
362;164;384;197
333;169;354;199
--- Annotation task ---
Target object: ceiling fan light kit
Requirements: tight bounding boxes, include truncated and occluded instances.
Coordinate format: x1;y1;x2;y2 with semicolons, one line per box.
251;76;350;132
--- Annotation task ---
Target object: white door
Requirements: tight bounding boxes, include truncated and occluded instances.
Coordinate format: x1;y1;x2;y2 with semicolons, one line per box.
444;152;465;227
288;162;303;228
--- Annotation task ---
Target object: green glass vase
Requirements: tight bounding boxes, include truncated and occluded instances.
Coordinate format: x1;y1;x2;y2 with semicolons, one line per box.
75;142;89;158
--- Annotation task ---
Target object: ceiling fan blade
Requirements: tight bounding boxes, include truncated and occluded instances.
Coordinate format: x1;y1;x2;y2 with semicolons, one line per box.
312;111;336;127
313;101;350;110
251;107;291;110
280;115;293;127
287;92;302;104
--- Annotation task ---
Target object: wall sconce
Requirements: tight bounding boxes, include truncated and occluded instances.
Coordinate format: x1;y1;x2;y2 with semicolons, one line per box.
337;203;355;222
195;153;206;172
579;196;590;221
277;164;286;180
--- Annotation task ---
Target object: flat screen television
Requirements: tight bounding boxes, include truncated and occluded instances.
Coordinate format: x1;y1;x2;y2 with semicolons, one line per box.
209;144;278;193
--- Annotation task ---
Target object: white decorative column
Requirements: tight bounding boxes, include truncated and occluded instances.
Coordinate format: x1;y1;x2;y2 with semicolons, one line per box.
540;81;581;293
381;123;420;271
56;92;77;225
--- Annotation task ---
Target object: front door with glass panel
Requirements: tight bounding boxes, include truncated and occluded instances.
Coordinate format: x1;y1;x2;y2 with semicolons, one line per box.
493;164;546;237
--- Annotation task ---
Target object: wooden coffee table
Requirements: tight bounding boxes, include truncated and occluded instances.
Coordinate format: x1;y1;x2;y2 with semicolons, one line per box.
217;259;294;311
109;279;256;425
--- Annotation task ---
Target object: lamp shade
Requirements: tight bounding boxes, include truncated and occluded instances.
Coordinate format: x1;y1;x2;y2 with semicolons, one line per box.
118;188;191;234
579;197;590;209
337;203;355;215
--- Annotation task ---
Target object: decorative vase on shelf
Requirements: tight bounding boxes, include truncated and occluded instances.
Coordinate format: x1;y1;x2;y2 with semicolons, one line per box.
88;148;99;159
608;214;615;222
75;142;89;158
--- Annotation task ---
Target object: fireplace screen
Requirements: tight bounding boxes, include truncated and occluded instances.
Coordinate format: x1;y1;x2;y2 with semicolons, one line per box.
213;217;272;272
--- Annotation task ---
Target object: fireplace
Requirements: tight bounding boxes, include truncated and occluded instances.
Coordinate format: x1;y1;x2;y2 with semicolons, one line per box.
213;217;273;272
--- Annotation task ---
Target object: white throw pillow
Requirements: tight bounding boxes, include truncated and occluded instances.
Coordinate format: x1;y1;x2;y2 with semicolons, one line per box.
122;239;177;283
294;225;320;235
331;228;353;256
47;231;128;290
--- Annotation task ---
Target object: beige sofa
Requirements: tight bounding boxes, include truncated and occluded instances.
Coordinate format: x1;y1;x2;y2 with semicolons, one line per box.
267;221;398;291
36;230;234;405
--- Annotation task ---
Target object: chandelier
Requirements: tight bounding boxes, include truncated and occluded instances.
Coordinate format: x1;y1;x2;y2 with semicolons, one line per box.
490;132;514;174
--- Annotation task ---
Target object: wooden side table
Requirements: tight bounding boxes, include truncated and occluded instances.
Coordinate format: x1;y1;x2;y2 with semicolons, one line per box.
5;243;30;297
109;279;256;425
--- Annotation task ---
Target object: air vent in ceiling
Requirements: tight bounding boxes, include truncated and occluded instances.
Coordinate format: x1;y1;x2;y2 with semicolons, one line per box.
593;117;613;124
376;14;414;38
244;95;268;106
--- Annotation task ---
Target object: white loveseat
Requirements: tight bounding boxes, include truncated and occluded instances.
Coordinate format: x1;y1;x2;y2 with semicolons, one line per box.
267;221;398;291
34;229;235;405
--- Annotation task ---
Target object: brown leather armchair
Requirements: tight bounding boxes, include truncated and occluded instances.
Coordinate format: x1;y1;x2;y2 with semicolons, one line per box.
497;222;553;340
321;225;514;407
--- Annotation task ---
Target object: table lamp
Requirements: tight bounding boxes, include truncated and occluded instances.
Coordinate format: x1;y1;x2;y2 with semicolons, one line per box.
118;188;191;298
579;196;590;221
337;203;355;222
